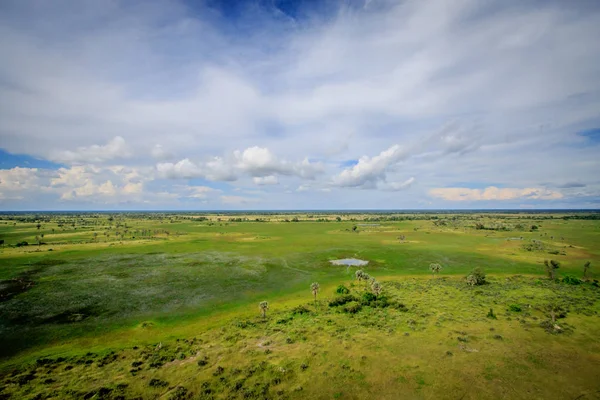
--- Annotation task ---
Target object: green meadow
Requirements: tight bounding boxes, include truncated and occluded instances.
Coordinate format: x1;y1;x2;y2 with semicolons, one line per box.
0;212;599;399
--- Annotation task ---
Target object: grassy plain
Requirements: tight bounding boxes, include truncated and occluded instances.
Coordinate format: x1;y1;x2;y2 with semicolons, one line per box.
0;211;599;399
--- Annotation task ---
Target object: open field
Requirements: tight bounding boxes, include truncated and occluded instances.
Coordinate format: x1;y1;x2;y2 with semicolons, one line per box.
1;211;599;399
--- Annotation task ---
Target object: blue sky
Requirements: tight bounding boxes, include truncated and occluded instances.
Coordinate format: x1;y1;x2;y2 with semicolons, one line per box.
1;0;599;210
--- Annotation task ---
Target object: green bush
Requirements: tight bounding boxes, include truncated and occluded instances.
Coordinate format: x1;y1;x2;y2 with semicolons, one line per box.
508;304;522;312
361;292;377;304
562;275;582;285
466;267;486;286
487;308;497;319
335;285;350;295
343;301;362;314
328;295;356;307
291;305;312;315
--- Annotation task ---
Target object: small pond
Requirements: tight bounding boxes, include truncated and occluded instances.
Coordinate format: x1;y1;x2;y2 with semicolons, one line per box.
329;258;369;266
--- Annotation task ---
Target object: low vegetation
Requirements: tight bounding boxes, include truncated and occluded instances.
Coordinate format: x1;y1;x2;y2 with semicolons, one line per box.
0;211;599;398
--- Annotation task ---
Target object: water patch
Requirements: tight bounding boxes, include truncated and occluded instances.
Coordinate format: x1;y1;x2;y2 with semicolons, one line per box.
330;258;368;266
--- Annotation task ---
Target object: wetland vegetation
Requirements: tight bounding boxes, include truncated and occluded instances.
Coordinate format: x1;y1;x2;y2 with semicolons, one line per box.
0;211;599;399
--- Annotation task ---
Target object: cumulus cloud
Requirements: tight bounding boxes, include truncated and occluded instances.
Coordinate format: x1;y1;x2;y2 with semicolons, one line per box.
429;187;563;201
51;137;130;164
333;145;409;188
0;167;41;192
157;147;323;182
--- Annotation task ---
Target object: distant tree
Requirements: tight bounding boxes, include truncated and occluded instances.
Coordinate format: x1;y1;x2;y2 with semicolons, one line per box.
336;216;342;222
355;269;364;283
584;261;591;280
0;239;4;247
36;223;41;230
35;235;40;247
352;225;357;232
371;281;382;306
93;232;98;241
544;260;560;280
310;282;320;304
466;267;486;286
429;263;443;278
399;234;406;242
259;301;269;319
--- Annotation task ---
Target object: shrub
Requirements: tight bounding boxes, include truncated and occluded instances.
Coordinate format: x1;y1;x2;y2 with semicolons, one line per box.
508;304;522;312
466;267;486;286
169;386;189;400
335;285;350;295
291;305;311;315
562;275;582;285
149;378;169;388
343;301;362;314
328;294;356;307
487;308;497;319
361;292;377;304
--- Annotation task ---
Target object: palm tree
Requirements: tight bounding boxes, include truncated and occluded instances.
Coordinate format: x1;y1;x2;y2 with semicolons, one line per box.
310;282;320;304
259;301;269;319
584;261;591;280
429;263;442;278
355;269;364;283
371;281;382;306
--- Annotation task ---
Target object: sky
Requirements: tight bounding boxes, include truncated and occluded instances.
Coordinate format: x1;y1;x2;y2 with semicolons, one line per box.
0;0;599;211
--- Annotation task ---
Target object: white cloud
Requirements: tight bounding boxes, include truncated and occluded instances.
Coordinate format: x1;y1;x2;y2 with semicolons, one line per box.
429;187;563;201
51;136;130;164
333;145;409;188
382;177;415;191
0;1;599;209
0;167;41;191
253;175;279;185
187;186;220;199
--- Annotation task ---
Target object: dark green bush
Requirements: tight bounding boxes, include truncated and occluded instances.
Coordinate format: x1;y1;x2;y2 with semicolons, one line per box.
328;294;356;307
487;308;497;319
335;285;350;295
562;275;582;285
508;304;522;312
361;292;376;304
291;305;311;315
149;378;168;388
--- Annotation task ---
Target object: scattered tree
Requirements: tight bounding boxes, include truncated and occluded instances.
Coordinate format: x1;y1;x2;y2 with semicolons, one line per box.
259;301;269;319
310;282;320;304
584;261;591;280
0;239;4;247
36;223;41;230
371;281;382;306
429;263;443;278
544;259;560;280
466;267;486;286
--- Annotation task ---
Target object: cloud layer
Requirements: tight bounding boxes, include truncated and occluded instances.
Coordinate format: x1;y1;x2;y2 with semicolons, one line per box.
1;0;599;209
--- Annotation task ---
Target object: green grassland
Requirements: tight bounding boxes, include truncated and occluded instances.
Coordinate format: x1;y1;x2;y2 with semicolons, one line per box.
0;212;599;399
